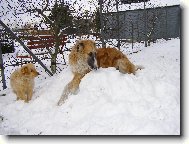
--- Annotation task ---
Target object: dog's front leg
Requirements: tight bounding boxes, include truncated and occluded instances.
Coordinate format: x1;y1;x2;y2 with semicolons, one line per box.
27;88;33;102
57;83;71;106
57;73;85;106
17;90;28;103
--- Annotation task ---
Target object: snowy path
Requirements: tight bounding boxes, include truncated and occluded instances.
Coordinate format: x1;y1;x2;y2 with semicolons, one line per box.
0;39;180;135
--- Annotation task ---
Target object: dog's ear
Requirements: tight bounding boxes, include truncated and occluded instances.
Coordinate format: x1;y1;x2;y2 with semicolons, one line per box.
21;66;30;75
76;41;84;52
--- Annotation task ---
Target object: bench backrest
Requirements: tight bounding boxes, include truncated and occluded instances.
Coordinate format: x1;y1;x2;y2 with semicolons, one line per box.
27;35;67;49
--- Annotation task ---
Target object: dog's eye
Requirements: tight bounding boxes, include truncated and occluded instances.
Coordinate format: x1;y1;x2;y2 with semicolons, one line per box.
77;42;84;52
31;70;33;72
79;42;84;47
88;52;93;56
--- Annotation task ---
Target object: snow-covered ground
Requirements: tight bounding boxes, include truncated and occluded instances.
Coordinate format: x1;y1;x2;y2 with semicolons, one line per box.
0;38;180;135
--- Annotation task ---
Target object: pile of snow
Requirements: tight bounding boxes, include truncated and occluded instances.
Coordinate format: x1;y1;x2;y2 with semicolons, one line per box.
0;38;180;135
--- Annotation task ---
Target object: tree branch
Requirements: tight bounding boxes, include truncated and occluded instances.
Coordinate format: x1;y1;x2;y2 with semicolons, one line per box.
26;8;54;27
41;0;49;13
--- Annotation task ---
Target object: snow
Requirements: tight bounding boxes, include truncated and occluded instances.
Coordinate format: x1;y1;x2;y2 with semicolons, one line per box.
0;38;180;135
118;0;180;11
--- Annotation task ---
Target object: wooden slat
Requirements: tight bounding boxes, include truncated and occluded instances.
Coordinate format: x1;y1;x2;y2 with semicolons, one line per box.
19;34;67;49
28;43;55;49
32;35;66;40
27;39;55;45
16;55;32;58
19;35;66;40
27;39;66;46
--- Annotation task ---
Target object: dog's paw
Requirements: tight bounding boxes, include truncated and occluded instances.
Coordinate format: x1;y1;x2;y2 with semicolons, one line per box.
57;99;65;106
24;100;29;103
72;88;80;95
136;65;144;70
57;95;67;106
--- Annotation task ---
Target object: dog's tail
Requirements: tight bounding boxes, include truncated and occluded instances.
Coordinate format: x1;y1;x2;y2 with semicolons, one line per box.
135;65;144;71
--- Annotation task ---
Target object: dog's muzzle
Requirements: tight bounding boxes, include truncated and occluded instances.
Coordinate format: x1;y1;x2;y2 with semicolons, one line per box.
87;52;98;70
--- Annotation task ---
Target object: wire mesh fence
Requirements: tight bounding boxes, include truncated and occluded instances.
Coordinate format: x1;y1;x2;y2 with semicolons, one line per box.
99;0;180;49
0;0;180;91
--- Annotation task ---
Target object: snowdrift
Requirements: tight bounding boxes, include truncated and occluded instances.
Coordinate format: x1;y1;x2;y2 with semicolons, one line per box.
0;39;180;135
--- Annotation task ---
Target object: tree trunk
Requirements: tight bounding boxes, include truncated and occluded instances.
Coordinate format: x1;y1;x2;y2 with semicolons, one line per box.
51;54;57;74
50;22;60;74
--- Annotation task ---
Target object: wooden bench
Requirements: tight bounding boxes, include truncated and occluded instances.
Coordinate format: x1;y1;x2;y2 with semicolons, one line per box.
16;54;33;66
17;35;67;65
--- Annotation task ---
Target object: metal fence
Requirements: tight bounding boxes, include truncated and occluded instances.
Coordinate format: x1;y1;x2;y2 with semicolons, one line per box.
0;0;180;91
101;5;180;40
99;0;180;48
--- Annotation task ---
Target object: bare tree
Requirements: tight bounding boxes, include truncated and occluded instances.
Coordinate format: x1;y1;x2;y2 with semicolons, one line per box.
25;0;73;74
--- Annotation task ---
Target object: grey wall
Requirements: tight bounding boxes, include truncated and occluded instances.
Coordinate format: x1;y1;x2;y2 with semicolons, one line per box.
102;5;180;41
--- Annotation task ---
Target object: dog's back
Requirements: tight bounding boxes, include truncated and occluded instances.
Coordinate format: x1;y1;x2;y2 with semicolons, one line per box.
96;47;143;74
96;47;125;68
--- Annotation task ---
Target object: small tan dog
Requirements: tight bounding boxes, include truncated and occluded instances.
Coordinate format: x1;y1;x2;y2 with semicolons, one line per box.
96;47;143;75
10;63;40;103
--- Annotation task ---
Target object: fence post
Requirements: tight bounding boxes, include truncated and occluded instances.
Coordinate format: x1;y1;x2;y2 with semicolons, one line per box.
144;0;147;47
99;0;106;47
131;21;134;50
165;4;168;40
116;0;120;50
0;43;7;90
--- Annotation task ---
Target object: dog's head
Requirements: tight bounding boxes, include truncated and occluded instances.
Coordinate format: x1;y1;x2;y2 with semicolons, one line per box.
75;39;98;70
21;63;40;77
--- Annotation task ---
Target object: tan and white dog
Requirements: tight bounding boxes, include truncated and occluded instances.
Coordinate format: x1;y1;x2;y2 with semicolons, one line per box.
57;40;98;105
